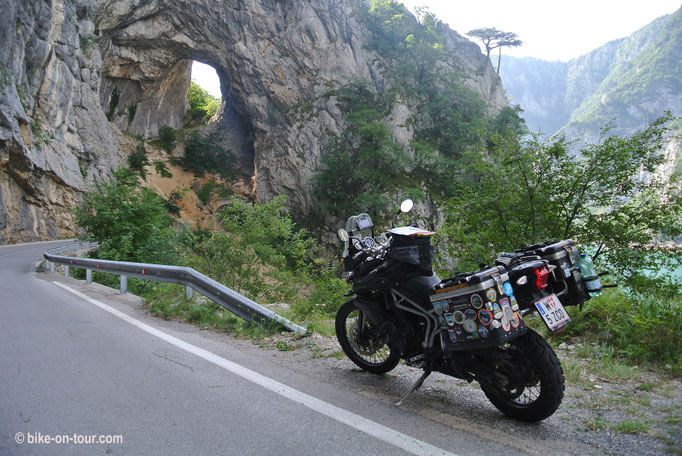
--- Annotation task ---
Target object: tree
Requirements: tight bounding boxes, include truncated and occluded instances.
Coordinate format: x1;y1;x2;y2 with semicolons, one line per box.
181;131;236;179
467;28;522;73
362;1;444;92
74;168;178;265
311;81;409;219
187;81;220;120
441;113;681;287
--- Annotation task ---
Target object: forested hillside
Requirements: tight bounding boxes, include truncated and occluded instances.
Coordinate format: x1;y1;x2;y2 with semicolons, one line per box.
500;7;682;141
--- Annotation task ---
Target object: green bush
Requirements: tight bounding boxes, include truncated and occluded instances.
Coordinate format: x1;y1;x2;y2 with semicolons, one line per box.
127;142;150;178
107;86;119;121
553;288;681;374
75;168;179;266
181;131;236;179
196;180;220;205
218;196;314;269
188;82;220;120
157;126;177;151
153;160;173;178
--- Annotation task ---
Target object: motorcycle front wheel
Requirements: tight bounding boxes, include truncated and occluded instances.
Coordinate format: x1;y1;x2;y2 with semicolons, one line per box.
335;299;400;374
480;329;565;422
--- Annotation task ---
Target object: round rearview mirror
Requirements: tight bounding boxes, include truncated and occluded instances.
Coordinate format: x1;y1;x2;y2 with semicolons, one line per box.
337;228;349;242
400;199;414;213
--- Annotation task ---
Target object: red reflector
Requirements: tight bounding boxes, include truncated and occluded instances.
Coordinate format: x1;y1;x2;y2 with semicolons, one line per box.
142;270;148;275
534;267;549;289
70;260;74;264
97;264;101;268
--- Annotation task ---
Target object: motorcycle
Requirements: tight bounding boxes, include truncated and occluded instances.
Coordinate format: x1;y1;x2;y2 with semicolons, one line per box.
334;199;605;422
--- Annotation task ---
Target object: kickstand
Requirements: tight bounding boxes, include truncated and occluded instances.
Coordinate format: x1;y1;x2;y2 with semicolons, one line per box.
395;370;431;406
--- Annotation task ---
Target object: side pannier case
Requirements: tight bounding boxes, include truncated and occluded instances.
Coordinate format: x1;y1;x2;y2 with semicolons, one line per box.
519;239;589;307
430;266;526;351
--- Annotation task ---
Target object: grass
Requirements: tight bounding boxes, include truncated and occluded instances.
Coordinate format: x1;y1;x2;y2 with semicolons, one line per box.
584;417;609;431
540;287;682;376
561;359;586;384
584;417;652;435
611;419;650;434
144;283;283;339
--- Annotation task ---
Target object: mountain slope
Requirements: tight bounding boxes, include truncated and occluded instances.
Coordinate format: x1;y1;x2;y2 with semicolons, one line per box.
500;7;682;141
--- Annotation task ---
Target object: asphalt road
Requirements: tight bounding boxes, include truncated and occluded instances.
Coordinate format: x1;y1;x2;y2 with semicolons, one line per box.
0;240;531;456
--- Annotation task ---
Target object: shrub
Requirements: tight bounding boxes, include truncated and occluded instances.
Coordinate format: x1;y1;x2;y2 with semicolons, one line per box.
107;86;119;121
127;143;150;178
153;160;173;178
181;131;236;179
74;167;178;266
552;287;681;374
157;126;177;151
188;82;220;120
196;180;219;205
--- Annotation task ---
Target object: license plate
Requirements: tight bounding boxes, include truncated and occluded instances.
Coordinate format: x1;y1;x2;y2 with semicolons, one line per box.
534;294;571;331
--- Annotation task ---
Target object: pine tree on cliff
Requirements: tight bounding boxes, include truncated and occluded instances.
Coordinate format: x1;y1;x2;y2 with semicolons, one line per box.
467;27;522;74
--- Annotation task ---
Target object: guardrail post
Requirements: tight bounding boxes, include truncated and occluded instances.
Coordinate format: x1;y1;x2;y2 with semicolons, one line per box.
120;275;128;294
86;269;92;284
50;262;55;273
64;266;70;278
185;285;194;300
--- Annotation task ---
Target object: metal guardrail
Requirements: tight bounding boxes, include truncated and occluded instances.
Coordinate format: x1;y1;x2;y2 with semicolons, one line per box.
44;243;307;334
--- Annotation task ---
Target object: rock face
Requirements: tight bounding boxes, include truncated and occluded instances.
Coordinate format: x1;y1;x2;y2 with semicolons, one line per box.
0;0;124;242
0;0;506;243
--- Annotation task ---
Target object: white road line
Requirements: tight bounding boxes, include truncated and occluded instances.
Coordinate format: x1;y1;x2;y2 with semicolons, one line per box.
0;246;53;259
0;239;74;249
53;282;457;456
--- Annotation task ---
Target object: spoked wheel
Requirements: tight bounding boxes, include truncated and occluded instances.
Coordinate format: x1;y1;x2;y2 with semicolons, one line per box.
480;329;565;422
335;299;400;374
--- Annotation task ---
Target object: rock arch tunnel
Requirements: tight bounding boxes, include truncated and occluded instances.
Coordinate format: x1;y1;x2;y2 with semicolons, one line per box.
94;0;378;212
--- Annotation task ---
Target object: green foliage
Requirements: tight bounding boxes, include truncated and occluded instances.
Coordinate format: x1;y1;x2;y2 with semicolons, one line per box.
127;142;150;178
187;81;220;120
0;68;12;95
467;27;522;73
442;113;682;284
164;190;182;215
107;87;119;121
145;283;282;337
153;160;173;178
127;104;137;124
74;168;178;267
79;33;97;55
78;156;89;178
308;2;513;228
219;196;315;269
177;197;348;330
157;126;177;151
30;122;52;146
311;81;409;219
361;1;443;92
195;180;220;205
181;131;236;179
539;287;681;375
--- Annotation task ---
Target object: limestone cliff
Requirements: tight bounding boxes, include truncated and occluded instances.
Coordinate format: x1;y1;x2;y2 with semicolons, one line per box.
0;0;506;243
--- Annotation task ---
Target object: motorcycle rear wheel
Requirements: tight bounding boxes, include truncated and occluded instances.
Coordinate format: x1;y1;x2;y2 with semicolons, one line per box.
335;299;400;374
480;329;564;422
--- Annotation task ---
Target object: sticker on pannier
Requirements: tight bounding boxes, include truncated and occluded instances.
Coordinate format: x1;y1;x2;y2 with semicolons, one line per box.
430;266;527;350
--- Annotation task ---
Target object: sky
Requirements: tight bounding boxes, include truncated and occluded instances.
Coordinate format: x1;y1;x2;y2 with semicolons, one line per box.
192;1;681;97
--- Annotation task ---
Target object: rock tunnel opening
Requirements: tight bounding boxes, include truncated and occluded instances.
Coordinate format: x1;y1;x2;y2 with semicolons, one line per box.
190;60;256;178
101;56;256;179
